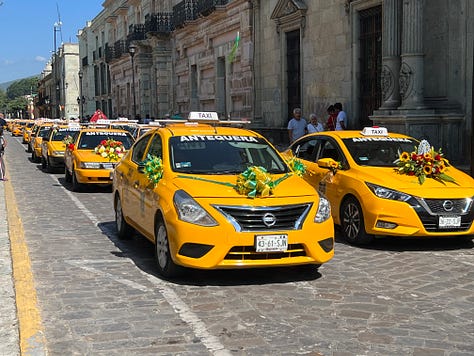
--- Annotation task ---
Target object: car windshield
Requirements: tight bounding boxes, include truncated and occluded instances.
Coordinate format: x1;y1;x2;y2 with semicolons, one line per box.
343;137;417;167
38;126;52;138
77;131;134;149
51;128;80;141
169;136;289;174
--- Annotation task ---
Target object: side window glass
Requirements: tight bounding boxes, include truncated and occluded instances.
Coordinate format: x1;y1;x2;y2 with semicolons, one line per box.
147;135;162;158
131;134;152;163
318;140;342;162
293;138;318;161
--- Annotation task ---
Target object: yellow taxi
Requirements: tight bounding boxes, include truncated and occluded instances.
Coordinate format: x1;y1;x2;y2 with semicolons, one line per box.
131;124;156;139
113;112;334;278
41;123;82;172
283;127;474;245
11;119;29;136
22;120;36;143
64;127;135;191
31;121;55;162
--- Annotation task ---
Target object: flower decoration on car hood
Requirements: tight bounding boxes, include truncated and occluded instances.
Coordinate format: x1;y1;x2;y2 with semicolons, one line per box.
94;139;125;161
62;135;74;145
394;140;456;185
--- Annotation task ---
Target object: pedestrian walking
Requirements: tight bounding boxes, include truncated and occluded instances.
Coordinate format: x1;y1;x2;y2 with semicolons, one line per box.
333;102;347;130
0;128;7;181
307;113;325;133
287;108;307;143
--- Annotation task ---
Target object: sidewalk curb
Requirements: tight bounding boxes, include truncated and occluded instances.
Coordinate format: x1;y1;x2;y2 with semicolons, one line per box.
4;165;48;355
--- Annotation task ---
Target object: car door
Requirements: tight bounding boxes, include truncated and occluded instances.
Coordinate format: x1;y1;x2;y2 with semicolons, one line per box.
122;133;153;231
140;133;163;236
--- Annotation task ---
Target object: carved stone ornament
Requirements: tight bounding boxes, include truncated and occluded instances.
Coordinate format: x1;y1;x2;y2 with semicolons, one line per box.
398;62;413;100
381;65;393;101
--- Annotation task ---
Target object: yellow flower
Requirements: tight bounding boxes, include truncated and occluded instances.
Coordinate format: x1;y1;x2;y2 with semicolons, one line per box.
423;153;432;160
423;165;432;175
438;163;446;173
400;152;410;162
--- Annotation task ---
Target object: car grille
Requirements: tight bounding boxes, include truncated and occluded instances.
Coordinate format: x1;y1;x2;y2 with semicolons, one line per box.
225;244;307;260
414;198;474;232
213;203;312;232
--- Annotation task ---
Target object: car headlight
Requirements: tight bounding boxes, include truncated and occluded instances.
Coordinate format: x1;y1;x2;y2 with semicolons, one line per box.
173;190;218;226
52;150;64;156
366;182;412;202
80;162;101;169
314;195;331;223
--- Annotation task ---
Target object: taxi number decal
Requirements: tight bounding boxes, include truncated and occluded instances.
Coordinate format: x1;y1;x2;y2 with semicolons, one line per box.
352;137;412;142
84;132;128;136
180;135;258;142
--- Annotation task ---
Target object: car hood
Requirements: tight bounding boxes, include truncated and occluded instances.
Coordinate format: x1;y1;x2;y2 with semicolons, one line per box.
49;141;66;150
356;166;474;197
172;173;318;199
75;150;121;163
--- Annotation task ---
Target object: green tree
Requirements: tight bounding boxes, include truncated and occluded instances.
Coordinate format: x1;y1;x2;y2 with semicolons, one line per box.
6;77;39;99
7;96;28;117
0;89;7;114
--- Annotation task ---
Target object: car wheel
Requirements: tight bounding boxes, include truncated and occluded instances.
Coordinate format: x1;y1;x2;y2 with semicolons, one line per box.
46;158;54;173
65;166;72;182
41;156;46;170
115;195;133;240
27;145;32;153
31;151;37;162
155;217;180;279
341;197;373;245
72;169;82;192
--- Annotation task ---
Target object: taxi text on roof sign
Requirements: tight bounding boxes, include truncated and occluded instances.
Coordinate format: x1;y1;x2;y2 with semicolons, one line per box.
188;111;219;121
361;126;388;136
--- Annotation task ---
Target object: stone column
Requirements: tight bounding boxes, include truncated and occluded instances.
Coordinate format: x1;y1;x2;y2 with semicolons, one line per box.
380;0;402;110
399;0;426;109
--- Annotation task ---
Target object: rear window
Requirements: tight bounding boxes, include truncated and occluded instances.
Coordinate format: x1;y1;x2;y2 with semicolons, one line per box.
169;135;289;175
343;137;416;167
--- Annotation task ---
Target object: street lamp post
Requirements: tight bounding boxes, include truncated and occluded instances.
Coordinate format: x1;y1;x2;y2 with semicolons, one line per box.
128;44;137;119
78;70;84;120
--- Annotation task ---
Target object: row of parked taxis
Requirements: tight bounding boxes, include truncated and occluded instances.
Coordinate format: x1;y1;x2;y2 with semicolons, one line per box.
8;113;474;279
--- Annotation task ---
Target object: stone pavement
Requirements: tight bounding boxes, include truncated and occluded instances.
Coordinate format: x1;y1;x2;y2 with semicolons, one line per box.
0;178;20;356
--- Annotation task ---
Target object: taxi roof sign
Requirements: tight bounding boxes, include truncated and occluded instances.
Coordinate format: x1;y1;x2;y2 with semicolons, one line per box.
188;111;219;121
361;126;388;136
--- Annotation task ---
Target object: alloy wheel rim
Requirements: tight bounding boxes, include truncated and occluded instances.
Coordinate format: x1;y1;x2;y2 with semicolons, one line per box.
343;203;361;239
156;225;168;269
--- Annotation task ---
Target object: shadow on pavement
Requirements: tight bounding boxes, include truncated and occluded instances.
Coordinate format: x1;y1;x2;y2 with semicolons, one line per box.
97;220;323;287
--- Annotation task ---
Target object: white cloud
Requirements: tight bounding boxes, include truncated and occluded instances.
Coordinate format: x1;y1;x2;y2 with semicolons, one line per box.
35;56;47;62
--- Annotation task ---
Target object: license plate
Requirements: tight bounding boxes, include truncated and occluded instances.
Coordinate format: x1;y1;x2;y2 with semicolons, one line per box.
438;216;461;228
255;234;288;252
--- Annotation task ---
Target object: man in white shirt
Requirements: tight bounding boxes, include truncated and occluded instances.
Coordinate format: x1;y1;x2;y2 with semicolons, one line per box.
287;108;307;143
333;102;347;131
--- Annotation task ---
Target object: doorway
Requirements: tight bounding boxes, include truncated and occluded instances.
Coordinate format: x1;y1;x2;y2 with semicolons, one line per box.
359;6;382;128
286;30;301;121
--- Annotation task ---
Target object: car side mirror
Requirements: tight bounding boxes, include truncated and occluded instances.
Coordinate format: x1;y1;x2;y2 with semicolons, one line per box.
317;157;337;169
137;163;146;173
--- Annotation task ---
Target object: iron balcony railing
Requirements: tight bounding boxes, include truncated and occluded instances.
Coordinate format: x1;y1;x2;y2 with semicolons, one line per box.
173;0;198;28
196;0;228;16
145;12;174;34
127;24;146;42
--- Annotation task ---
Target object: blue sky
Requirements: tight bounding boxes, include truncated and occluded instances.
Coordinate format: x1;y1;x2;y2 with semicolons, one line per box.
0;0;103;84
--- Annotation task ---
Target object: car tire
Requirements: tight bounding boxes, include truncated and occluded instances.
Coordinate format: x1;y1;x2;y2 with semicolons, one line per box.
115;195;133;240
31;151;37;162
41;156;46;170
154;216;180;279
27;145;32;153
65;166;72;182
72;169;82;192
341;196;373;245
46;158;55;173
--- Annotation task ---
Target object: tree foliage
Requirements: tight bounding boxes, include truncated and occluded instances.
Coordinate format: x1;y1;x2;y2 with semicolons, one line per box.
6;77;39;99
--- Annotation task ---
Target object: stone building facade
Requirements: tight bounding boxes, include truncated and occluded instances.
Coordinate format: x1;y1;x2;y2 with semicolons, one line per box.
77;0;473;171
